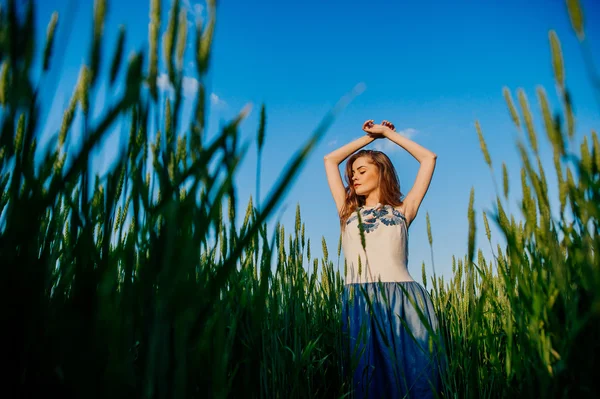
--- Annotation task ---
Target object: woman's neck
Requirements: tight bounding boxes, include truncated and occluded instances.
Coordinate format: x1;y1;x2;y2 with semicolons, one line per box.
363;192;380;207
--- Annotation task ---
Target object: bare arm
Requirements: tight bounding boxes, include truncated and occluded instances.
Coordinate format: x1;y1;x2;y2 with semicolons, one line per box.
382;126;437;226
360;120;437;226
324;135;375;214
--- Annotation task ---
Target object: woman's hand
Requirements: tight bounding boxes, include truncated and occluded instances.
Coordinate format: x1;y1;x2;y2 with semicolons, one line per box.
381;120;395;131
362;119;395;138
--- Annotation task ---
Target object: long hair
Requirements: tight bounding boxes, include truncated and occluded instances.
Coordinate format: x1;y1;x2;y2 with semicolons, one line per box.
339;149;404;228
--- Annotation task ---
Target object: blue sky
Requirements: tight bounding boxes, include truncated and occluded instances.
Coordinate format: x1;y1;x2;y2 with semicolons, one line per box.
33;0;600;284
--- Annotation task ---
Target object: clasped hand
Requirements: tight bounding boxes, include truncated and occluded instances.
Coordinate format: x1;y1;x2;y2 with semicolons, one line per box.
362;119;396;138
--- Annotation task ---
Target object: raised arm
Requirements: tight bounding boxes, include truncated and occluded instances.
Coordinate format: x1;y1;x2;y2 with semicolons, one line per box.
364;120;437;226
324;123;376;215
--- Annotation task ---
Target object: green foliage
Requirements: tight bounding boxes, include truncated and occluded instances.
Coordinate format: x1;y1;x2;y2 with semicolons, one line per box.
1;0;598;398
0;0;349;397
429;7;600;397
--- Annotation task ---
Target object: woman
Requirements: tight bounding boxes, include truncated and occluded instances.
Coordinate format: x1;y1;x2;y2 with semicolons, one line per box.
324;119;443;398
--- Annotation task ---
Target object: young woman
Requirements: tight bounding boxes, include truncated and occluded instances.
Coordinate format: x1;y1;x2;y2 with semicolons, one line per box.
324;119;443;398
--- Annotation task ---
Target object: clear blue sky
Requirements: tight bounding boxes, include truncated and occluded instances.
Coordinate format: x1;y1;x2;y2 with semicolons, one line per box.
33;0;600;284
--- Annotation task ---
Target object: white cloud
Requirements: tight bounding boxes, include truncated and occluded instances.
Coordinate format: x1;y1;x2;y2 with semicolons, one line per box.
328;139;338;147
372;128;419;153
372;139;398;153
398;128;418;139
156;73;172;93
182;76;199;97
181;1;206;52
182;0;205;23
210;93;227;107
155;73;201;100
154;74;227;109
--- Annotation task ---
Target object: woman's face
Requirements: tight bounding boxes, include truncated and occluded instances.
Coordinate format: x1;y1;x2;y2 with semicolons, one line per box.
351;157;379;197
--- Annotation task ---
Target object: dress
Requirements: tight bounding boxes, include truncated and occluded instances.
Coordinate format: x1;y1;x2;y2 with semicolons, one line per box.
341;203;444;399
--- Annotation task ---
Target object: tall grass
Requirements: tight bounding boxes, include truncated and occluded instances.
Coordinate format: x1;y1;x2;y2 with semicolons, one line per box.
0;0;352;397
1;0;598;398
426;1;600;397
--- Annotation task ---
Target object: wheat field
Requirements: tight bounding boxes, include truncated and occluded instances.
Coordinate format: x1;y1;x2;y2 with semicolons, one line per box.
1;0;598;397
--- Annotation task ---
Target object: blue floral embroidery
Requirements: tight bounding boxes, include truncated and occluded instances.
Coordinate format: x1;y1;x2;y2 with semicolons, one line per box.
346;205;405;233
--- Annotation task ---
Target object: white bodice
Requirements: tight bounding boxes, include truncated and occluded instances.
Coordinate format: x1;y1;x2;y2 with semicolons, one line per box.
342;203;414;284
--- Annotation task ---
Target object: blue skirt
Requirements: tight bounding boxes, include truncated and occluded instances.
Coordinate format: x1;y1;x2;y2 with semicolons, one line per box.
342;282;444;399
